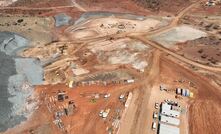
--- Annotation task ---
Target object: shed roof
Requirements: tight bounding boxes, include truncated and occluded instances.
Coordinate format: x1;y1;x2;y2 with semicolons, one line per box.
160;115;180;126
158;123;180;134
161;103;180;118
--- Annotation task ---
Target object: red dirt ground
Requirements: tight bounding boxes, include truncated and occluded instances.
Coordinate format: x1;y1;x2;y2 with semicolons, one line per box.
161;55;221;134
76;0;151;15
189;2;221;16
4;83;138;134
176;37;221;67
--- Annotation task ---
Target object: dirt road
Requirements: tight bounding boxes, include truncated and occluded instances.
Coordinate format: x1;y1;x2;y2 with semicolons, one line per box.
128;0;203;37
116;89;139;134
130;36;221;72
71;0;86;12
148;0;203;37
119;50;161;134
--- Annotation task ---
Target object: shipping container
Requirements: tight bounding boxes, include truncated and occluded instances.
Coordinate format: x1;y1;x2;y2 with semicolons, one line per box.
176;88;181;94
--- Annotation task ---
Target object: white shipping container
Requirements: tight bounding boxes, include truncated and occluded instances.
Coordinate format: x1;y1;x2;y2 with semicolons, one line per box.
181;89;186;96
176;88;181;94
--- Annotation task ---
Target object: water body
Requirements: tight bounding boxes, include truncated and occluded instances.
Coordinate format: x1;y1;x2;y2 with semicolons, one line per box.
0;51;22;132
0;32;43;132
54;13;72;27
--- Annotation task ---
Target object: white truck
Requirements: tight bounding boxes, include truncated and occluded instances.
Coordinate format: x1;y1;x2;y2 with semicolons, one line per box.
153;112;158;119
104;93;111;98
152;122;157;130
102;109;110;118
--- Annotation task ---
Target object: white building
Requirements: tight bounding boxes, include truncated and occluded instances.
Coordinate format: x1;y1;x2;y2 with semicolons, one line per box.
160;115;180;126
161;103;180;118
158;123;180;134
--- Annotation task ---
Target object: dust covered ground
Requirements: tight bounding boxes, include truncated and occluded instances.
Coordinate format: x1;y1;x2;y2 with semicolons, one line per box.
0;0;221;134
162;56;221;134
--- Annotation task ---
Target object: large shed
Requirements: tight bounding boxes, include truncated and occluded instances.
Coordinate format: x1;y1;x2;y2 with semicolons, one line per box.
160;115;180;126
158;123;180;134
160;103;180;118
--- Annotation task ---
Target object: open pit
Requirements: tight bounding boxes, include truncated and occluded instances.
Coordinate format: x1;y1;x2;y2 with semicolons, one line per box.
0;32;43;132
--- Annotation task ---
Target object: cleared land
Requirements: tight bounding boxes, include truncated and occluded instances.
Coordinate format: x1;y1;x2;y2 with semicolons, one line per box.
0;0;221;134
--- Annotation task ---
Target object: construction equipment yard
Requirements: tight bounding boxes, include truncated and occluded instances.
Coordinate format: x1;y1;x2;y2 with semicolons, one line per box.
0;0;221;134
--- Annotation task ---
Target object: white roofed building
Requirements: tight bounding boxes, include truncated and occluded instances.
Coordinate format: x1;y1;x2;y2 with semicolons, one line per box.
160;103;180;118
158;123;180;134
160;115;180;126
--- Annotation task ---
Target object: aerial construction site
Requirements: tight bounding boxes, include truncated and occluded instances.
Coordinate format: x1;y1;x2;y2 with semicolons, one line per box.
0;0;220;134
